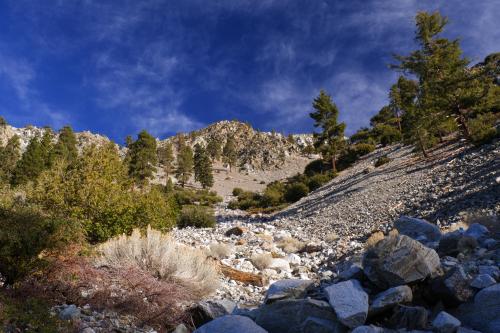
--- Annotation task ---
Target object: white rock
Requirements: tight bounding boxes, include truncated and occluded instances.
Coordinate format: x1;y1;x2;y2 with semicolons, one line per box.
285;253;302;265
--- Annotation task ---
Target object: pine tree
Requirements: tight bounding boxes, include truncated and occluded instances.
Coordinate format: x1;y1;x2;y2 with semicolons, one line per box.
0;135;21;183
157;142;174;178
222;137;237;172
128;130;158;185
194;144;214;189
11;135;45;186
206;137;222;161
309;90;346;172
53;125;78;163
176;145;193;187
40;128;55;168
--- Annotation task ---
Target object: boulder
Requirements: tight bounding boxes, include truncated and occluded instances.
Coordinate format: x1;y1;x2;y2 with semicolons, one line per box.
173;324;190;333
389;305;428;330
456;328;482;333
299;316;347;333
432;311;461;333
352;326;395;333
268;258;291;272
190;299;237;327
464;223;489;241
431;266;474;306
338;263;364;281
478;265;500;280
285;253;302;265
363;235;441;289
470;274;496;289
264;279;314;304
59;304;80;320
324;279;369;328
394;216;441;243
225;226;248;237
369;285;413;315
458;283;500;333
255;299;339;333
194;315;267;333
438;231;463;256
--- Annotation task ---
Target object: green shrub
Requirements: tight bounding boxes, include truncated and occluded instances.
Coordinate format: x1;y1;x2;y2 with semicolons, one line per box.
232;187;244;196
284;182;309;203
373;124;402;146
304;159;330;176
469;113;499;145
177;205;216;228
352;143;376;156
0;207;83;284
374;155;391;167
174;188;222;206
307;173;331;191
261;185;285;207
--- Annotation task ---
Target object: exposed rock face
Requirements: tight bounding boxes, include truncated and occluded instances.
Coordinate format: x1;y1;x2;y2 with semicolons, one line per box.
264;279;314;304
194;315;268;333
324;279;369;328
363;235;441;288
458;284;500;333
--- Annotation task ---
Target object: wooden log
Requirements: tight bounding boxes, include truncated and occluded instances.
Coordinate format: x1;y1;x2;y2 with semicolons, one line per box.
211;258;267;287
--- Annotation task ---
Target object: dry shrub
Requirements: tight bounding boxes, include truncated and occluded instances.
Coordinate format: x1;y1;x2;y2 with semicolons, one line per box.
251;253;273;270
208;242;233;259
365;231;385;249
325;232;339;242
20;256;192;331
96;227;219;297
277;237;305;253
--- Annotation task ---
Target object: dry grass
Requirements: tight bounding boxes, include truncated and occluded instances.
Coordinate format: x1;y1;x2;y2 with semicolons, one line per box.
325;232;339;242
365;231;386;249
208;242;233;259
277;237;305;253
96;227;219;297
251;253;273;270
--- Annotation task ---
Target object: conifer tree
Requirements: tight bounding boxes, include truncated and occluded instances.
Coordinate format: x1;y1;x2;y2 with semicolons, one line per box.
40;128;55;168
0;135;21;183
309;90;346;172
53;125;78;163
206;137;222;161
222;137;237;172
193;144;214;189
128;130;158;185
157;142;174;178
11;135;45;186
176;145;193;187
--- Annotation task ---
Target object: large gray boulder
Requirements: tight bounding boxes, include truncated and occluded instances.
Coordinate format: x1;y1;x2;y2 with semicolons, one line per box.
255;298;343;333
194;315;267;333
324;279;369;328
299;316;347;333
432;311;461;333
369;285;413;315
394;216;441;243
470;274;496;289
190;299;237;327
458;283;500;333
363;235;441;289
264;279;314;304
432;266;474;306
464;223;489;241
389;305;428;330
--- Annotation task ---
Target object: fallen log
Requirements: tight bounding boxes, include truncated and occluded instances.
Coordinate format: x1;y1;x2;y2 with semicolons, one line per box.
210;258;267;287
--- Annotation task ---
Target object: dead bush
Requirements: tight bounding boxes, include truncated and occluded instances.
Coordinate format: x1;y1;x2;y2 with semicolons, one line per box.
96;227;219;297
277;237;305;253
251;253;273;270
365;231;385;249
208;243;233;259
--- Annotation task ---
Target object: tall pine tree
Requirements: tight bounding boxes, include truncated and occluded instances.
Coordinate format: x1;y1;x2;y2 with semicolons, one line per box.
53;126;78;163
157;142;174;178
128;130;158;185
206;137;222;161
309;90;346;172
194;144;214;189
0;135;21;183
176;145;193;187
222;137;237;172
11;135;45;186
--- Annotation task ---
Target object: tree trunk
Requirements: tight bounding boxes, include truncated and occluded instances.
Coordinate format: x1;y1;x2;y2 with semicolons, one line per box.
212;259;266;287
331;156;337;173
456;108;472;141
417;132;429;158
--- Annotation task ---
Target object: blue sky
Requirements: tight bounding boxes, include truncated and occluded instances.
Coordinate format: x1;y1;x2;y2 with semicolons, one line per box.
0;1;498;143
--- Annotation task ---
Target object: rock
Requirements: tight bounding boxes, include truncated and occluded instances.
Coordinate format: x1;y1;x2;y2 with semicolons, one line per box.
59;304;81;320
394;216;441;243
285;253;302;265
456;328;482;333
339;263;364;281
268;258;291;272
478;265;500;280
363;235;441;288
298;243;323;254
190;299;237;327
438;231;463;256
80;328;96;333
369;285;413;315
432;266;474;306
351;326;392;333
464;223;489;241
194;315;267;333
389;305;428;330
324;279;369;328
470;274;496;289
432;311;461;333
255;299;338;333
173;323;190;333
225;226;248;237
458;283;500;333
264;279;314;304
299;316;347;333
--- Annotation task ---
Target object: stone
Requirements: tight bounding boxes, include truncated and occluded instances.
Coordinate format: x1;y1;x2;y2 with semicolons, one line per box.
59;304;81;320
299;316;347;333
394;216;441;243
264;279;314;304
298;243;323;253
285;253;302;265
190;299;237;327
363;235;441;289
389;305;428;330
456;328;482;333
369;285;413;315
351;326;392;333
324;279;369;328
457;283;500;333
173;323;190;333
255;299;338;333
438;231;463;256
225;226;248;237
470;274;496;289
268;258;291;272
339;263;364;281
80;328;96;333
194;315;268;333
464;223;489;241
432;311;461;333
432;266;474;306
478;265;500;280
